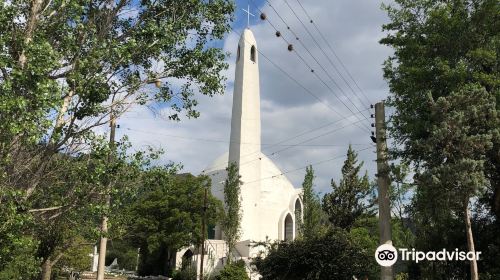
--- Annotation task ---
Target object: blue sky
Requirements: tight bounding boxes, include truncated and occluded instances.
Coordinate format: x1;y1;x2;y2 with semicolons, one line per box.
117;0;394;194
234;0;267;28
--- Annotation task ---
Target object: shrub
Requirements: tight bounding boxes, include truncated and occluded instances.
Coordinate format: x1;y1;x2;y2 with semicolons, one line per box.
172;266;197;280
214;260;249;280
253;229;378;280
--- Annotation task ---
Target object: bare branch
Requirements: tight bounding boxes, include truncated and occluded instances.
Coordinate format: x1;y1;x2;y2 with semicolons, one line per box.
28;206;63;213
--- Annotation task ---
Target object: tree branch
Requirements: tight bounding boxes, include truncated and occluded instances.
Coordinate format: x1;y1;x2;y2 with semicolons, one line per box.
29;206;63;213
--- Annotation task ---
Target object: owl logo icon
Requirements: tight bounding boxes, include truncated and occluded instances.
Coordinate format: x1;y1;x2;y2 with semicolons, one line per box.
375;244;398;267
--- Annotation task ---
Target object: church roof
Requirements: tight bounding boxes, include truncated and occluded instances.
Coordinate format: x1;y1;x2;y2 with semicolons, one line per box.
204;151;298;193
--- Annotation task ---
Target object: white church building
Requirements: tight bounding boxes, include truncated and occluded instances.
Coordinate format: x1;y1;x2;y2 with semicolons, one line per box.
176;28;302;279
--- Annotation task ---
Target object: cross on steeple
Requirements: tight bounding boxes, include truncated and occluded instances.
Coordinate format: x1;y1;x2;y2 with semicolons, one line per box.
242;4;255;28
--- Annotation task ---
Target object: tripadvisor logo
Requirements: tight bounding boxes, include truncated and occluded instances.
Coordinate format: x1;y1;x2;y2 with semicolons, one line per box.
374;244;481;267
375;244;398;267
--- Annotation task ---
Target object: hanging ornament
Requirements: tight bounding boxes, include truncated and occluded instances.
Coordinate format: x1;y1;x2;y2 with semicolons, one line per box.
287;44;294;51
275;31;281;37
260;13;267;20
154;79;162;88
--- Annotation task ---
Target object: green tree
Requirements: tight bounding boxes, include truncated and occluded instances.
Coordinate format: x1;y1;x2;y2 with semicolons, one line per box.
1;0;235;200
126;171;222;276
299;166;324;239
54;236;94;274
222;162;242;262
322;145;372;230
414;85;497;278
349;215;414;277
0;0;234;277
106;240;138;271
0;199;39;280
34;137;150;280
214;260;249;280
388;163;415;249
381;1;500;278
253;229;377;280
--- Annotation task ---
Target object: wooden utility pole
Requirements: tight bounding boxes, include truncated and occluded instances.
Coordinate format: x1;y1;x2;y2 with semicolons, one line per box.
199;186;208;280
96;108;116;280
375;101;393;280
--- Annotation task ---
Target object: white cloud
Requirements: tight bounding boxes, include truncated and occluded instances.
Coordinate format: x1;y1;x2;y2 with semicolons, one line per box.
117;0;393;195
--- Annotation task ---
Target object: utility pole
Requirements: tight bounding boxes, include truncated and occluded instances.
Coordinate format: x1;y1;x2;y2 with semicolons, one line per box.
375;101;393;280
96;107;116;280
199;186;208;280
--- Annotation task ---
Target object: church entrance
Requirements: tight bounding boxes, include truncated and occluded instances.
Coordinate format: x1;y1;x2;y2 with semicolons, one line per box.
181;249;194;270
284;214;293;241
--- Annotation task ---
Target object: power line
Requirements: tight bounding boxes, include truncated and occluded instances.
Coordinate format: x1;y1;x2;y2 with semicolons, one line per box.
123;127;371;148
280;0;371;111
202;116;371;173
249;0;372;130
267;118;370;158
194;27;375;172
241;146;372;186
122;25;377;176
277;0;372;114
230;27;372;133
294;0;373;106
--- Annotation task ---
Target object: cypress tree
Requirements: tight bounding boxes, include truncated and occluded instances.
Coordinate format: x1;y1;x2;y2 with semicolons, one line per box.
322;145;371;230
299;166;324;239
222;162;242;263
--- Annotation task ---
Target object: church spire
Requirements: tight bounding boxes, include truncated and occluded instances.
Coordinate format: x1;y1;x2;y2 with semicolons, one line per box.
228;29;262;242
228;29;261;166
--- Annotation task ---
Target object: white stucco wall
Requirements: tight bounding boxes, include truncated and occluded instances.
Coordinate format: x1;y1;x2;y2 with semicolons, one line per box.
228;28;263;244
201;29;302;258
204;152;302;253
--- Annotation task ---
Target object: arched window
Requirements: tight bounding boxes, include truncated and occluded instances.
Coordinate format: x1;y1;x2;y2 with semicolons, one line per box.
284;214;293;241
181;249;194;270
237;45;241;61
250;45;256;62
294;199;302;236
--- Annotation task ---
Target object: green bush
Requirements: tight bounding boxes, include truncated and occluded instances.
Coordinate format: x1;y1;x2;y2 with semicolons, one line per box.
214;260;249;280
253;229;378;280
172;266;198;280
0;235;39;280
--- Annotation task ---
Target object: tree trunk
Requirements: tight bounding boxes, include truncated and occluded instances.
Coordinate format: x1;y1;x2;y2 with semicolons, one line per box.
97;111;116;280
41;258;53;280
19;0;44;68
464;198;479;280
50;90;75;142
96;196;110;280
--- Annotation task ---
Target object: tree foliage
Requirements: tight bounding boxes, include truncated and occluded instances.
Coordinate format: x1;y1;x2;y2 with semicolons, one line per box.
0;0;234;277
125;171;223;276
381;0;500;277
106;240;138;271
214;260;249;280
253;229;377;280
299;165;325;239
221;162;242;262
322;145;372;230
381;0;500;216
